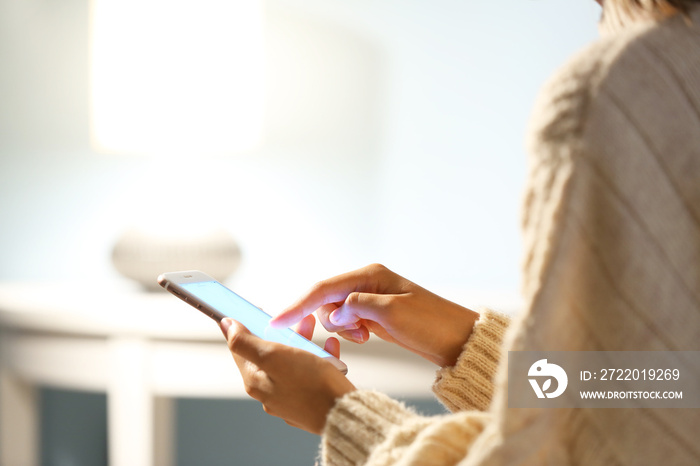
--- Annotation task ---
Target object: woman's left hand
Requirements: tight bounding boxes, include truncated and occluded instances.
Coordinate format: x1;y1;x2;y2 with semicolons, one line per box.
220;316;356;434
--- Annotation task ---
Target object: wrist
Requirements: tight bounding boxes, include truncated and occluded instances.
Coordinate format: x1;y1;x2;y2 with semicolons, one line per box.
439;306;479;368
315;383;356;435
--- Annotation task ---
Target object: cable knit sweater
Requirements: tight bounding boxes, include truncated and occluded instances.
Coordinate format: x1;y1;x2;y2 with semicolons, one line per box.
321;9;700;466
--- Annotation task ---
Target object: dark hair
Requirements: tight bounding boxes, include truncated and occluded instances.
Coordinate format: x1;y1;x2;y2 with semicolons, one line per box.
603;0;698;30
662;0;700;14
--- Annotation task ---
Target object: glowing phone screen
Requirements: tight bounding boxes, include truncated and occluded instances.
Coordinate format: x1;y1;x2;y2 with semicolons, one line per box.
181;281;330;358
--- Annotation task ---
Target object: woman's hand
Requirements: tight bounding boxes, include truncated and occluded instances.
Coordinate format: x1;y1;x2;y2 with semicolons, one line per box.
220;317;355;435
270;264;479;368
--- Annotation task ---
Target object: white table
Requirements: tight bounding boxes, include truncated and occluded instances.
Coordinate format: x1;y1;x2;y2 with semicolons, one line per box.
0;281;439;466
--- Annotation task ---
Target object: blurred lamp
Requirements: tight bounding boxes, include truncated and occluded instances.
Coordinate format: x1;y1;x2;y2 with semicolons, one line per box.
90;0;265;289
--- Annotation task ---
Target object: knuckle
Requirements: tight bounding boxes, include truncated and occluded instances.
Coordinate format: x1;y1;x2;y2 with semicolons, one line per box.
345;291;361;306
243;371;270;401
244;381;263;399
317;303;336;321
227;331;244;352
317;311;335;329
262;403;279;417
244;384;257;398
367;263;388;275
310;279;328;296
378;294;399;320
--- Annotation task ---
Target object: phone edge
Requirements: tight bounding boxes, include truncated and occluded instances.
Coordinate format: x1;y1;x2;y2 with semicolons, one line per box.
158;271;348;375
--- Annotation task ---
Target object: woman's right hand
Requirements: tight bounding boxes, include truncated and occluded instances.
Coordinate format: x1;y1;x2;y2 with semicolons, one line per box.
270;264;479;368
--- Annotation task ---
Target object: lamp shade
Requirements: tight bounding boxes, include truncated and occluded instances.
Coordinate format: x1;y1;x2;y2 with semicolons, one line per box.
90;0;265;157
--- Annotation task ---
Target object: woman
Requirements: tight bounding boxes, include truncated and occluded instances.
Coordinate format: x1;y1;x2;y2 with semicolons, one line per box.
220;0;700;464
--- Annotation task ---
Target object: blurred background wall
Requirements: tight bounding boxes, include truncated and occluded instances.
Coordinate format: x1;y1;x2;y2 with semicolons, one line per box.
0;0;600;464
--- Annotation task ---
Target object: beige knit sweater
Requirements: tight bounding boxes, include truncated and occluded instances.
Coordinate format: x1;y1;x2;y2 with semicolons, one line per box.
321;9;700;466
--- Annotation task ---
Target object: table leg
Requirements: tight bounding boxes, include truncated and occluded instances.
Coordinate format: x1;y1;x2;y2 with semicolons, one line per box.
108;337;153;466
153;397;174;466
0;334;39;466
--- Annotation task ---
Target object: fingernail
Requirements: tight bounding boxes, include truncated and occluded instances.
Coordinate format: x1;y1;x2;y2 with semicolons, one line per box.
220;318;233;338
349;329;365;343
331;310;358;329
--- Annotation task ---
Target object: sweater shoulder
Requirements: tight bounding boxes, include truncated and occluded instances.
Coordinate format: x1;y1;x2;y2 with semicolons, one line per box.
528;13;697;154
527;32;638;154
520;24;653;300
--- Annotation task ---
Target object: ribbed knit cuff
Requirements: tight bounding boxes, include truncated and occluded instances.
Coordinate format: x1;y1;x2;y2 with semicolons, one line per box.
433;308;510;412
321;390;417;466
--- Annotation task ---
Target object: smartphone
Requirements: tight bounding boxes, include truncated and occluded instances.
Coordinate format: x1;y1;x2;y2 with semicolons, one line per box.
158;270;348;374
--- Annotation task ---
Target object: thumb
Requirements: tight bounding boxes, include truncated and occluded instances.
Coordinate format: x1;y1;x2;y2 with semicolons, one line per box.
220;319;266;365
220;317;235;339
329;292;392;326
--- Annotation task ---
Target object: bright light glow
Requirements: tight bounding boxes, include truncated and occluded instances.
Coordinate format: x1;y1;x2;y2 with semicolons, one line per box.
90;0;265;157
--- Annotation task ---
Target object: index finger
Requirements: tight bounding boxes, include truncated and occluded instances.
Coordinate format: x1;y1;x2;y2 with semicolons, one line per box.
270;266;383;328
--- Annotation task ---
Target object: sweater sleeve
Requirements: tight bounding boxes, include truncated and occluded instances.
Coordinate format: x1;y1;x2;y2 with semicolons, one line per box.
321;391;491;466
320;309;509;466
432;309;511;412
